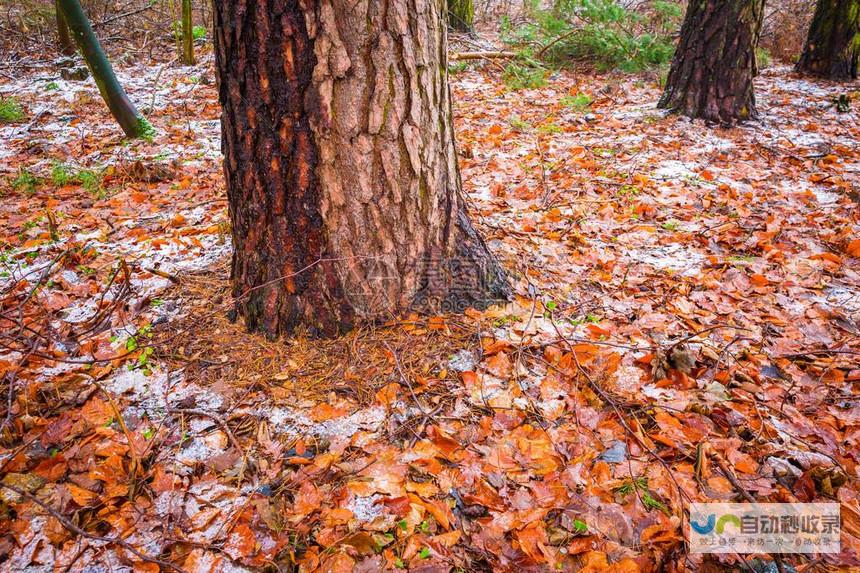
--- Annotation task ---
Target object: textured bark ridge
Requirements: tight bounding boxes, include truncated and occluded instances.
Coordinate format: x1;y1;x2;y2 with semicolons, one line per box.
214;0;509;338
658;0;765;125
796;0;860;80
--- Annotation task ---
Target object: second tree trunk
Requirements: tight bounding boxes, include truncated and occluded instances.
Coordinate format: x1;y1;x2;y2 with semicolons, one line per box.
658;0;765;124
796;0;860;80
448;0;475;32
214;1;509;338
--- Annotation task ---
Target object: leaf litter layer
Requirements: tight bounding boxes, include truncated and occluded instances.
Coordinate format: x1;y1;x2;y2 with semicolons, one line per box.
0;54;859;572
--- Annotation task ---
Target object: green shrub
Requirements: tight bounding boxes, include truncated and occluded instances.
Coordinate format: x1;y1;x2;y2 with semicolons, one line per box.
0;96;25;123
192;25;207;40
502;0;682;74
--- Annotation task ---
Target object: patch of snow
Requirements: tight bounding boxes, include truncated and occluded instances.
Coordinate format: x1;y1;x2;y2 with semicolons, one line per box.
448;349;478;372
812;189;841;205
611;364;644;394
347;494;384;522
822;285;860;317
60;299;99;324
652;160;699;181
624;243;705;276
689;133;735;155
105;367;223;419
176;431;228;466
267;406;386;439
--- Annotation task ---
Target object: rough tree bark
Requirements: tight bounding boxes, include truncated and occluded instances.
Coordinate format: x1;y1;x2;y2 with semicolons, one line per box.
57;0;147;138
796;0;860;80
56;0;76;56
448;0;475;32
213;1;509;338
657;0;765;125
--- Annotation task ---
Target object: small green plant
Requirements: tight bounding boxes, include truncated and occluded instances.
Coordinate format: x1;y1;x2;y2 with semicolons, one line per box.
661;220;678;231
509;115;532;131
560;93;592;110
77;169;106;198
0;96;25;123
617;184;640;197
537;121;562;135
503;62;548;89
12;169;39;196
45;81;60;91
51;163;72;186
613;477;668;514
568;313;601;326
756;47;772;69
448;61;469;74
192;25;207;40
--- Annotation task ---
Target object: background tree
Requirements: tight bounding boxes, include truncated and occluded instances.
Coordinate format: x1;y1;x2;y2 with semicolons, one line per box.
55;0;75;56
449;0;475;32
57;0;149;138
796;0;860;80
181;0;194;65
213;1;509;338
658;0;765;124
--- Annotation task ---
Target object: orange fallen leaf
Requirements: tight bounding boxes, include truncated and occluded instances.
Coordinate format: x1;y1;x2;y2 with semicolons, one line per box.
223;523;257;560
67;483;98;506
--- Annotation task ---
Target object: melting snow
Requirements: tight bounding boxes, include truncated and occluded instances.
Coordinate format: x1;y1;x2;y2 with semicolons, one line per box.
105;367;224;419
652;160;699;181
624;244;705;276
822;285;860;317
267;406;386;439
448;349;478;372
347;494;384;522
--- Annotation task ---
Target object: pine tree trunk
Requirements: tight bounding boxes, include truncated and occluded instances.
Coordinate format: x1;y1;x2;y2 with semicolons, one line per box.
57;0;146;138
796;0;860;80
658;0;765;125
213;0;509;338
181;0;195;65
448;0;475;32
56;0;76;57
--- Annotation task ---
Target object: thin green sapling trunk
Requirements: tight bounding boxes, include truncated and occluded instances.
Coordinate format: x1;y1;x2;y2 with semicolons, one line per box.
182;0;195;65
57;0;150;138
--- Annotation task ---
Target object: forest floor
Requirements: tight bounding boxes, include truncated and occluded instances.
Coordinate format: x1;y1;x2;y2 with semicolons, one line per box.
1;47;859;573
